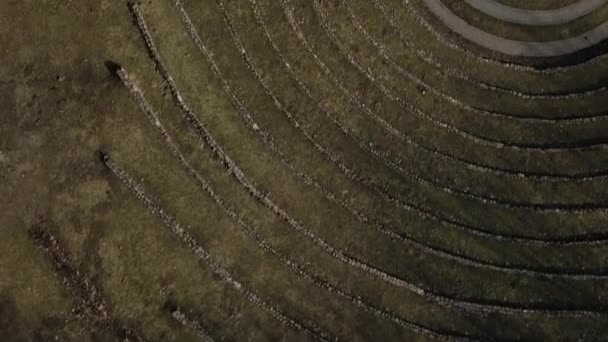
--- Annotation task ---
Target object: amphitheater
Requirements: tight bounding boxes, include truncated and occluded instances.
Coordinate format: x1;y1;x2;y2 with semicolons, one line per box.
3;0;608;340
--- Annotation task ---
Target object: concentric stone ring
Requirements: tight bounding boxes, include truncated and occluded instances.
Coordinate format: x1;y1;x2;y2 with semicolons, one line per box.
8;0;608;340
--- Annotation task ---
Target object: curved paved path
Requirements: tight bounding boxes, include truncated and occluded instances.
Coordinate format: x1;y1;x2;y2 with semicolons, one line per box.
423;0;608;56
464;0;608;26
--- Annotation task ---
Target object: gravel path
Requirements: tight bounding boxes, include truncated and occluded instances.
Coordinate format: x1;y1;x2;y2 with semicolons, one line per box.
464;0;608;26
423;0;608;56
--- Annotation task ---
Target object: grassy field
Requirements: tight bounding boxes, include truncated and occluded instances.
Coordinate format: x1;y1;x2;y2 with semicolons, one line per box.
2;0;608;340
